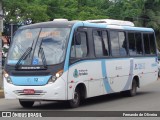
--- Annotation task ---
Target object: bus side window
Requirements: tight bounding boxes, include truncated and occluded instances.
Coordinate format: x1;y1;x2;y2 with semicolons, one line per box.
135;33;143;55
102;31;109;56
110;31;120;56
119;32;127;56
93;31;103;57
128;32;136;56
110;31;127;57
70;32;88;58
143;33;150;54
149;33;156;54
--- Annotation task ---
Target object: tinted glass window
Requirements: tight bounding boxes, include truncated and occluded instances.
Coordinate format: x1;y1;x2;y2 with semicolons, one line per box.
93;31;103;57
110;31;127;56
135;33;143;55
128;33;136;55
71;32;88;58
119;32;127;56
143;34;150;54
149;33;156;54
102;31;109;56
110;31;119;56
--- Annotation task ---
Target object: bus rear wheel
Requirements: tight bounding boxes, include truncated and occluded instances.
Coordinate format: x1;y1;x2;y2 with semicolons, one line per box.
126;79;137;97
158;68;160;77
69;88;80;108
121;79;137;97
19;100;34;108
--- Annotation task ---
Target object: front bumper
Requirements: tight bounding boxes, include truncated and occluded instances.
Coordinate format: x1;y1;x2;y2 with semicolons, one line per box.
3;77;66;101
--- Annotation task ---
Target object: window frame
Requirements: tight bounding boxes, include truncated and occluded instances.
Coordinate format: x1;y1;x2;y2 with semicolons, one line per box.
69;27;157;64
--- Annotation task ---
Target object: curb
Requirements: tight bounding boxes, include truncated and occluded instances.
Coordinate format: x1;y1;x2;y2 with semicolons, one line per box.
0;90;4;98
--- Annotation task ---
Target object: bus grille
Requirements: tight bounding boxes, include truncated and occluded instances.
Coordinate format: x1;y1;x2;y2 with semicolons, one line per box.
13;90;46;96
11;72;50;76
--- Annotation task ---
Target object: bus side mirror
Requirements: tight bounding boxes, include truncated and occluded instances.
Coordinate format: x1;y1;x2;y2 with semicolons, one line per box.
75;32;81;45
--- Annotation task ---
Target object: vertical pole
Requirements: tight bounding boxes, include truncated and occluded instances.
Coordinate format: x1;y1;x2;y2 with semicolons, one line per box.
0;0;3;89
10;24;13;42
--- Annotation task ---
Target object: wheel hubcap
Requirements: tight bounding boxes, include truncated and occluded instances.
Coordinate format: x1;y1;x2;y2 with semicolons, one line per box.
132;82;136;94
73;92;79;104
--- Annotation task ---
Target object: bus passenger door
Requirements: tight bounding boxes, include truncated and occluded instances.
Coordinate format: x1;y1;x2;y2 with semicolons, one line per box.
67;29;103;99
67;30;90;99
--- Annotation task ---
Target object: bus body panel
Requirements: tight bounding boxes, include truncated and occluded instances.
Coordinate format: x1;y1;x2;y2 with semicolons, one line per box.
67;57;158;100
68;60;104;99
105;58;131;93
134;57;158;87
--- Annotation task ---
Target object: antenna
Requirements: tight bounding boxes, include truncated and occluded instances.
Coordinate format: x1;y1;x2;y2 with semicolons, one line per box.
86;19;134;26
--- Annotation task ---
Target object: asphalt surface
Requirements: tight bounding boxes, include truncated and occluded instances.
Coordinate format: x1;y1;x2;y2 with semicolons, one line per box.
0;79;160;119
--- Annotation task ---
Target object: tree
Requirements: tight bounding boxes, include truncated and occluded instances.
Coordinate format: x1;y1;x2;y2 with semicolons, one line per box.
2;0;160;47
3;0;49;24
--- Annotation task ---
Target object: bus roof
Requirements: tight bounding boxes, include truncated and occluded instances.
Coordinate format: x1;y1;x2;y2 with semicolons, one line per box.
86;19;135;27
19;20;154;32
19;21;77;29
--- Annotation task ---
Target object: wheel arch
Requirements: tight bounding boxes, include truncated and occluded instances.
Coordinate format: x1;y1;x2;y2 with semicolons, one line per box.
133;75;140;88
74;82;87;99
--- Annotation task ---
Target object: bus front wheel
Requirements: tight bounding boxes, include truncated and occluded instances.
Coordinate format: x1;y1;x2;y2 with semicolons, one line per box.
19;100;34;108
69;88;80;108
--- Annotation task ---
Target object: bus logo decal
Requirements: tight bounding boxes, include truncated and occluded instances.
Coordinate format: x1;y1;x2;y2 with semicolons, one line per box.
73;69;79;78
73;69;88;78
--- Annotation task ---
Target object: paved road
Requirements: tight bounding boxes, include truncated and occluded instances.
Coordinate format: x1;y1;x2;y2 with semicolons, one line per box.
0;80;160;119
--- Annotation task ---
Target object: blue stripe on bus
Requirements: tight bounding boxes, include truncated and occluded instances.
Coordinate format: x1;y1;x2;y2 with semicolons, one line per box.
101;60;114;93
123;26;154;32
68;57;157;69
64;22;84;72
83;21;154;32
122;59;134;90
10;75;51;86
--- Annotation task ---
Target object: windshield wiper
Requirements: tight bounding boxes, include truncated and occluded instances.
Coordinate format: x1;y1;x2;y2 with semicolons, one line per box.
38;38;47;69
15;47;32;69
39;47;47;69
15;38;35;69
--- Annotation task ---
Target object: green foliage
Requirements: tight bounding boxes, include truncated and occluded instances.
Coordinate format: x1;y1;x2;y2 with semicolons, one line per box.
3;0;50;23
2;0;160;47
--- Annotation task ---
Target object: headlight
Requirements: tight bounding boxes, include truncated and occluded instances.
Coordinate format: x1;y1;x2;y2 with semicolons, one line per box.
48;70;63;84
3;71;12;84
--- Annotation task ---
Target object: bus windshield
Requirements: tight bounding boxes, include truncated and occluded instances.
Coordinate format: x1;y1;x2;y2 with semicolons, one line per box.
7;28;70;66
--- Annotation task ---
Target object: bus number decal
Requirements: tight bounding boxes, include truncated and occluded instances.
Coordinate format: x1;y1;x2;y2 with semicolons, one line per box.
134;63;145;70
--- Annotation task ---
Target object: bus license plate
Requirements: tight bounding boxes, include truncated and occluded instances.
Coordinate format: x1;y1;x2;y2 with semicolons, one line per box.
23;89;35;94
